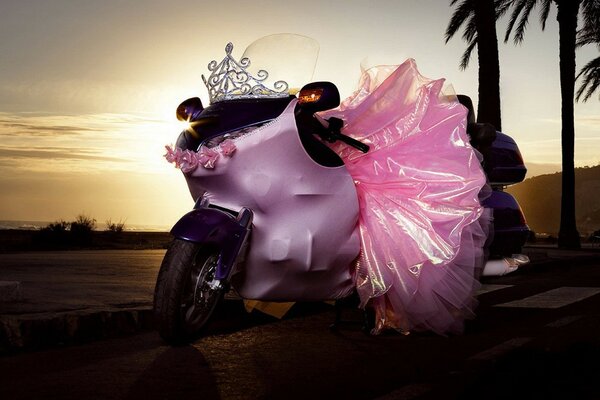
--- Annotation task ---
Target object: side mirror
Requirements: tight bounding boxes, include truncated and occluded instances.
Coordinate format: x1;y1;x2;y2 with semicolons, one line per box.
297;82;340;113
176;97;204;122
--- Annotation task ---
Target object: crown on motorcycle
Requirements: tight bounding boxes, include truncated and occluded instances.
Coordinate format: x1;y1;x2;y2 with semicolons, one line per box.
201;42;290;104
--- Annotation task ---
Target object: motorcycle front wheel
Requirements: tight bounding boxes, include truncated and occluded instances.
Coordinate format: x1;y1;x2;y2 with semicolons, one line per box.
153;239;224;344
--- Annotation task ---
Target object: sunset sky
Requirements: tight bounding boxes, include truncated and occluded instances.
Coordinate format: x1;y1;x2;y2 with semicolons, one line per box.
1;0;598;228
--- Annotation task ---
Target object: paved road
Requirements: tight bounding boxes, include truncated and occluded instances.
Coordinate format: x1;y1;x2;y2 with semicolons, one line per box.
0;250;165;314
1;251;600;399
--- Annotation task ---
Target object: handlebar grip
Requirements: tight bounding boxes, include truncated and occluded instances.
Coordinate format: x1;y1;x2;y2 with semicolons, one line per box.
316;116;370;153
334;132;370;153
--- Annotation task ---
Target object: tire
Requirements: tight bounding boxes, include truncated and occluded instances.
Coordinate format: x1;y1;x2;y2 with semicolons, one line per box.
153;239;224;344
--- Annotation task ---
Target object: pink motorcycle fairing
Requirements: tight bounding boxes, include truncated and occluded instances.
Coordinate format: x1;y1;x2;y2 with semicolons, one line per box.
183;100;361;301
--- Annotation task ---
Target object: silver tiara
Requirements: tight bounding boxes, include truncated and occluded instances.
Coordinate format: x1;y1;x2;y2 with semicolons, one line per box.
202;43;289;104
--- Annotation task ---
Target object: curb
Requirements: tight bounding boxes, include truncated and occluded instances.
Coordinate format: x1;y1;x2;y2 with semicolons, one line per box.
0;307;154;354
522;252;600;271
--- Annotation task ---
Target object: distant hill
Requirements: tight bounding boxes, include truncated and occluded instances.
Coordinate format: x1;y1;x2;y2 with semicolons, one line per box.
524;162;561;178
507;164;600;235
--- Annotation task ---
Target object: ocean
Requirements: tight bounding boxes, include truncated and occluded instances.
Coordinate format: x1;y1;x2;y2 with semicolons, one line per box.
0;220;169;232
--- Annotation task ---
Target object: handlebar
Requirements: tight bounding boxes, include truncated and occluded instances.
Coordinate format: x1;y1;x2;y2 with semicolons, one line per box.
315;116;370;153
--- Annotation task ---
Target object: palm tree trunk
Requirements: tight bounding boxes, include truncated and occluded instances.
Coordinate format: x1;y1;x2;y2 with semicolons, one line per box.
556;0;581;249
474;0;502;131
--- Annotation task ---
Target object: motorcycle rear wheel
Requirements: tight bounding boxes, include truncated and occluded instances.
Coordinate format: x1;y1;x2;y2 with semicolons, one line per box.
154;239;224;344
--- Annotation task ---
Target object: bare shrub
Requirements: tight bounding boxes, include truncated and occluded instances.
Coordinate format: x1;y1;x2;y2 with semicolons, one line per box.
106;218;126;233
70;214;96;246
34;220;70;248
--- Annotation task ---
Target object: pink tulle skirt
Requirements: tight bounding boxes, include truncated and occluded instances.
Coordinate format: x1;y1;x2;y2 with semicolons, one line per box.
320;60;491;335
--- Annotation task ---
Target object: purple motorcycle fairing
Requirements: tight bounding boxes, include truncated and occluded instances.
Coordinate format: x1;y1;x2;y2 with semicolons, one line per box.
483;190;529;256
483;131;530;255
487;132;527;186
175;97;295;152
170;206;253;281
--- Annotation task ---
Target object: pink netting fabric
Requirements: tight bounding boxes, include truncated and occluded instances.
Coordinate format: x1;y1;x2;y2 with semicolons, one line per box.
320;59;491;335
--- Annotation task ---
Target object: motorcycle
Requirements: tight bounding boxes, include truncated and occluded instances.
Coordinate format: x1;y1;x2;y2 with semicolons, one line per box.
456;95;530;259
153;34;529;343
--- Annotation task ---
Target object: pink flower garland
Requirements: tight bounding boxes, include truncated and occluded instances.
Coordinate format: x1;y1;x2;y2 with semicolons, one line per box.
220;139;237;157
164;139;237;172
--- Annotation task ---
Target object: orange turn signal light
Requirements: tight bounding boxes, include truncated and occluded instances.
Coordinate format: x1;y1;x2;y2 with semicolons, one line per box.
298;88;323;104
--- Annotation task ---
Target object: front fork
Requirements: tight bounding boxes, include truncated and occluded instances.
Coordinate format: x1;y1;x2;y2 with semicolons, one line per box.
171;197;253;289
215;206;253;282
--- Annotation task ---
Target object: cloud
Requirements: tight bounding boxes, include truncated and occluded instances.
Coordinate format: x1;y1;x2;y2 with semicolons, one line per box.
0;121;102;136
0;112;156;137
577;117;600;127
0;146;130;163
539;118;561;125
0;78;193;116
536;116;600;128
0;111;180;176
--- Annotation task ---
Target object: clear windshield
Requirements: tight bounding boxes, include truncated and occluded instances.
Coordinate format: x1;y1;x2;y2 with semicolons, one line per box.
242;34;319;95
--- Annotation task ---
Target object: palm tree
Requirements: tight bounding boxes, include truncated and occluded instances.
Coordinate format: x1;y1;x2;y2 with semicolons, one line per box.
504;0;599;249
576;2;600;102
445;0;511;131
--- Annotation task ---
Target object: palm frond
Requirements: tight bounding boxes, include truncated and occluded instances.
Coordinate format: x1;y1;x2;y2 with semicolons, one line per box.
539;0;551;30
445;0;475;43
462;15;477;43
581;0;600;26
514;0;538;43
505;0;536;44
446;0;505;70
495;0;513;19
504;0;527;43
578;0;600;47
576;56;600;102
577;29;599;47
460;38;478;70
